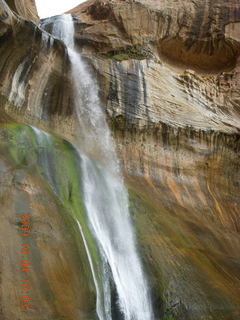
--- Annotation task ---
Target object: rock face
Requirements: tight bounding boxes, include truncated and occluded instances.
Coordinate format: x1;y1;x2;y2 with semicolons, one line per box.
0;0;75;138
0;0;239;319
70;0;240;72
5;0;39;22
0;124;96;320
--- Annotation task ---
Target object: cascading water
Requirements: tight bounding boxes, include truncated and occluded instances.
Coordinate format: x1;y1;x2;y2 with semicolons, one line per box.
42;14;153;320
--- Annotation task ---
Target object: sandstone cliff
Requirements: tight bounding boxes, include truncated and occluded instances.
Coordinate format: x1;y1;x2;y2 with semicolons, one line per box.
0;0;239;319
5;0;39;22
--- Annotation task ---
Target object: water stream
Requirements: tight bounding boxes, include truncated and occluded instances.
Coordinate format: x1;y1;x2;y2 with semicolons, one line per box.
42;14;153;320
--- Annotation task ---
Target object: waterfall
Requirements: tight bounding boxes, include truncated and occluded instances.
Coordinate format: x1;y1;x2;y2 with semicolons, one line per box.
42;14;153;320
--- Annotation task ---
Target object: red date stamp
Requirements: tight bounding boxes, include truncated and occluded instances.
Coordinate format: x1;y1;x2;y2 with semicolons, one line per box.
19;213;31;309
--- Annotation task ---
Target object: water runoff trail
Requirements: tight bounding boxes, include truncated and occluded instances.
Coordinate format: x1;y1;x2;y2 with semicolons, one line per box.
42;14;153;320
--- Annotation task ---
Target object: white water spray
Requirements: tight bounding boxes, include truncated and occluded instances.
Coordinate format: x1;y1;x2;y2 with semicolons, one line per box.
44;14;153;320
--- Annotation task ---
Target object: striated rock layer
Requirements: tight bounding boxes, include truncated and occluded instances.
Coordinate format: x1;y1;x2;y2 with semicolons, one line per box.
5;0;39;22
0;0;239;319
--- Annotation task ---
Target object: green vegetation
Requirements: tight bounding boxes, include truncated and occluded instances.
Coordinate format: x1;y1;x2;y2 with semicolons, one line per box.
112;53;130;61
0;123;103;310
100;45;151;61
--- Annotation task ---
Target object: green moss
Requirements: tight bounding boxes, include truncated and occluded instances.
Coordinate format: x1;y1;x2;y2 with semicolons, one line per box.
112;53;130;61
100;45;151;61
1;124;37;166
0;123;104;307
